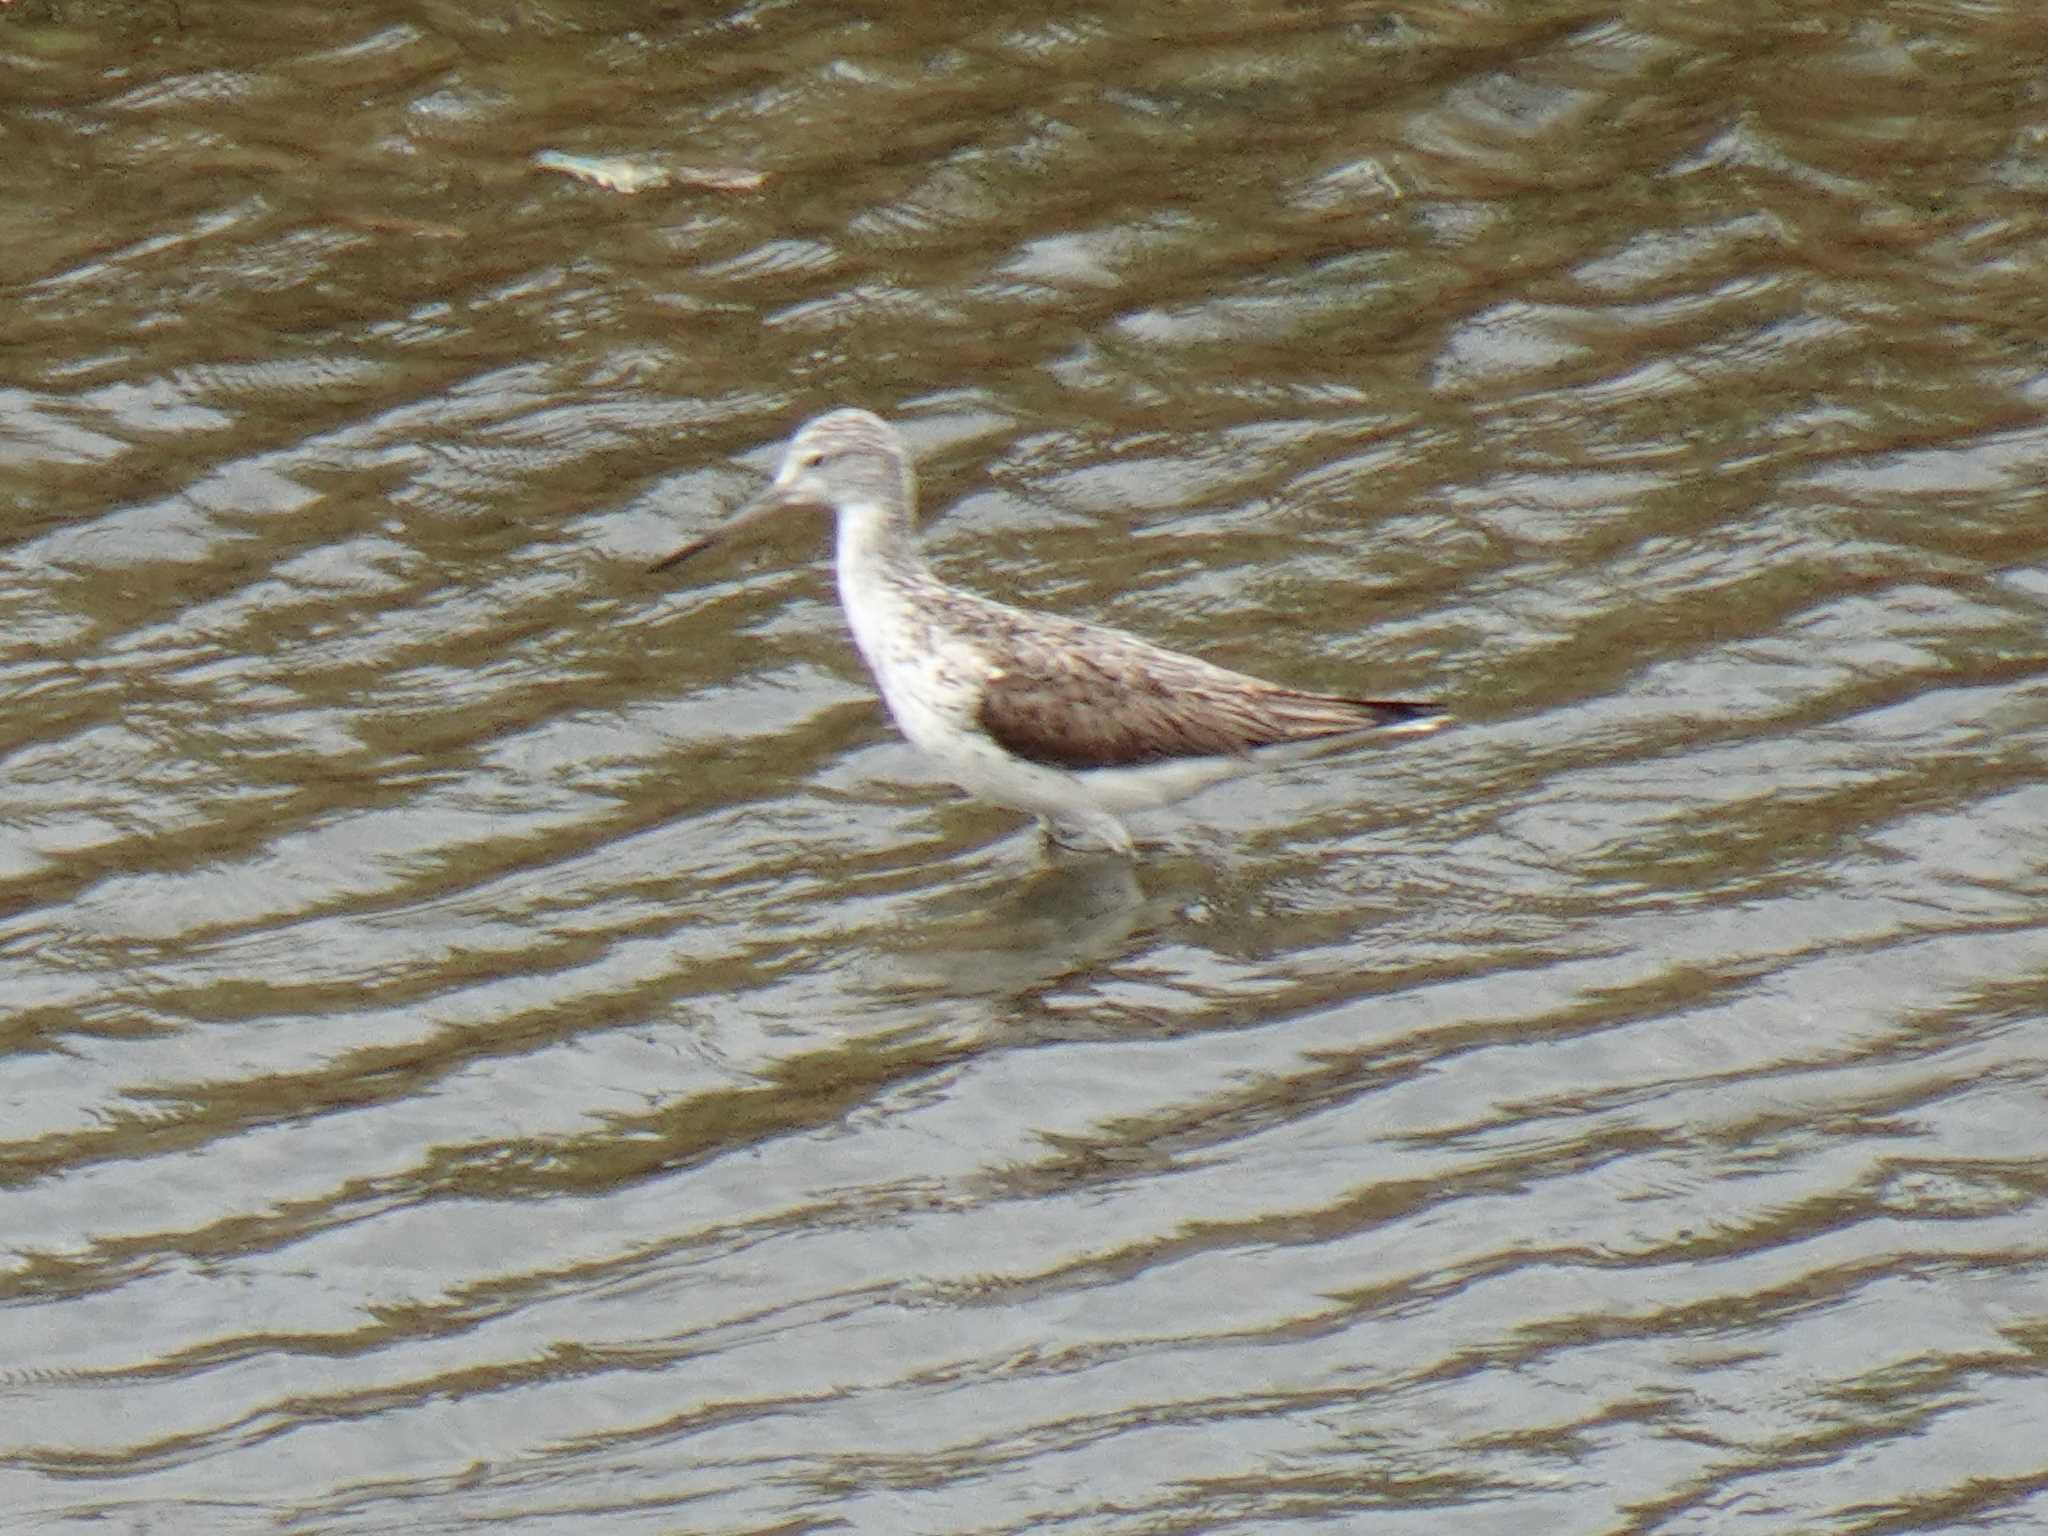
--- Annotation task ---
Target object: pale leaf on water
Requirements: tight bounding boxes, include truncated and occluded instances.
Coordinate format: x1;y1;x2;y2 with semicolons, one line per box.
533;150;765;196
667;165;768;192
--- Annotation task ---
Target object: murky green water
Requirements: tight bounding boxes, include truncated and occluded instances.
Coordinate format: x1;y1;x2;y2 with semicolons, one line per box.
3;2;2046;1532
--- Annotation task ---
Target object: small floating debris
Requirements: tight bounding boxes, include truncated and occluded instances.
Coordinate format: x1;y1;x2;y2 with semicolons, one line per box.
534;150;766;196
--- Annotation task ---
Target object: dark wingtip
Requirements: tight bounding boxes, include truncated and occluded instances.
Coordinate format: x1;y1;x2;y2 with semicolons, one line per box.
1362;700;1450;735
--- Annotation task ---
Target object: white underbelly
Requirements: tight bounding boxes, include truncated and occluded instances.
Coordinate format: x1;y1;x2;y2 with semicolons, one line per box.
841;563;1270;825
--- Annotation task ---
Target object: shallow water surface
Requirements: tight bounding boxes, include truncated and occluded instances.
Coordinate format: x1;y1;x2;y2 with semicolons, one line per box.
2;1;2046;1532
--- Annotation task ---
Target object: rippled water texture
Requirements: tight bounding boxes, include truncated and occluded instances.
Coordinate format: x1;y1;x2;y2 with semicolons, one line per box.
4;1;2047;1531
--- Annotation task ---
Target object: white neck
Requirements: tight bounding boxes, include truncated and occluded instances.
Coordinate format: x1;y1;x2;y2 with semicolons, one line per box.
834;497;926;668
833;496;903;569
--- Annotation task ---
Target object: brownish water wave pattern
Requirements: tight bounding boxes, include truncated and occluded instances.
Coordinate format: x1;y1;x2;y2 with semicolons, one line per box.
2;2;2044;1532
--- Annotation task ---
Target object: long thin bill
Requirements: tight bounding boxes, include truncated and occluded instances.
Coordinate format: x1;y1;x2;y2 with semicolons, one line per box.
647;484;799;573
647;532;719;573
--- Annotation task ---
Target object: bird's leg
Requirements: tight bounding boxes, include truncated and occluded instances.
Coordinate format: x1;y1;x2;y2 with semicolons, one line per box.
1038;811;1136;858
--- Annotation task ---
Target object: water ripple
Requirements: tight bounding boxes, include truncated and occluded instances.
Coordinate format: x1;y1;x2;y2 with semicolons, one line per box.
1;2;2045;1532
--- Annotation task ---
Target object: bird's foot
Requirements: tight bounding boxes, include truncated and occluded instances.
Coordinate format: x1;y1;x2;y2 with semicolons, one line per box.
1038;814;1136;859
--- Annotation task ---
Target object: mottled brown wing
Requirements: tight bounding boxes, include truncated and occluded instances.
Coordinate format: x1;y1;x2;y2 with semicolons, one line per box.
971;611;1440;771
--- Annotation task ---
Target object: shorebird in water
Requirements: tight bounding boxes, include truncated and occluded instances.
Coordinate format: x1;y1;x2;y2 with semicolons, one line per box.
651;409;1446;856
